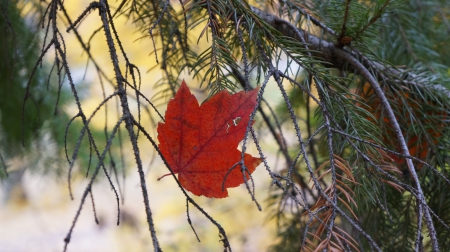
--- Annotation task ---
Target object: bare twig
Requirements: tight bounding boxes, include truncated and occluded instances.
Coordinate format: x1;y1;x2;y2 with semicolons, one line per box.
97;1;161;250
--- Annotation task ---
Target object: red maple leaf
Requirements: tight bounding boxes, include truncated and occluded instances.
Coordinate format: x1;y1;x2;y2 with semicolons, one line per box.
157;80;262;198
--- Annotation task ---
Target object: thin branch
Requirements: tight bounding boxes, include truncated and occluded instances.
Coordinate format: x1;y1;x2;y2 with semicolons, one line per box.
338;0;352;41
97;1;161;250
232;68;312;193
355;0;390;38
133;120;232;251
333;47;439;251
63;116;126;252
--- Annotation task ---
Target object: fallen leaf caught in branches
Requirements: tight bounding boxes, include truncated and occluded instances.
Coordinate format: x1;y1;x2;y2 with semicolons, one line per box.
157;80;262;198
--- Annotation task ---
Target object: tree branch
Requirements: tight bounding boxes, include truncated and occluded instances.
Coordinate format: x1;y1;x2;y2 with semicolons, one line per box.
97;1;161;250
333;47;440;251
249;4;449;98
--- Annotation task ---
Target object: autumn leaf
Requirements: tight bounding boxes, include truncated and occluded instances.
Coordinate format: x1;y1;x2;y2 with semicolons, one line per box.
157;80;262;198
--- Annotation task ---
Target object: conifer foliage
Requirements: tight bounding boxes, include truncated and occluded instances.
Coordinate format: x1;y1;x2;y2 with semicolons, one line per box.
7;0;450;251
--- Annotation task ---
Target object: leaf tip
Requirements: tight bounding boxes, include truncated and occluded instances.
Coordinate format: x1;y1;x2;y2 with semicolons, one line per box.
181;79;187;85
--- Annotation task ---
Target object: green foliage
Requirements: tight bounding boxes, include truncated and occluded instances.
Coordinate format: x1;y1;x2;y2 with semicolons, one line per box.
0;1;113;179
0;0;48;156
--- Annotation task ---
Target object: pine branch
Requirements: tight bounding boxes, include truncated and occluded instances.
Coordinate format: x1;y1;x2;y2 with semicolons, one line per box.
333;47;439;250
249;4;448;97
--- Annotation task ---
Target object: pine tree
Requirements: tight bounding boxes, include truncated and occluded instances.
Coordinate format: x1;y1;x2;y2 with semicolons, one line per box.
6;0;450;251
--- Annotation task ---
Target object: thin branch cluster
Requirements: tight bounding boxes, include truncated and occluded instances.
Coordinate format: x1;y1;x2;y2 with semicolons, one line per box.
22;0;450;251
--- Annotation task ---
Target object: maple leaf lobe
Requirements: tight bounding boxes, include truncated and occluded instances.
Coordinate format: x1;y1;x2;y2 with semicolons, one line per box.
157;80;262;198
